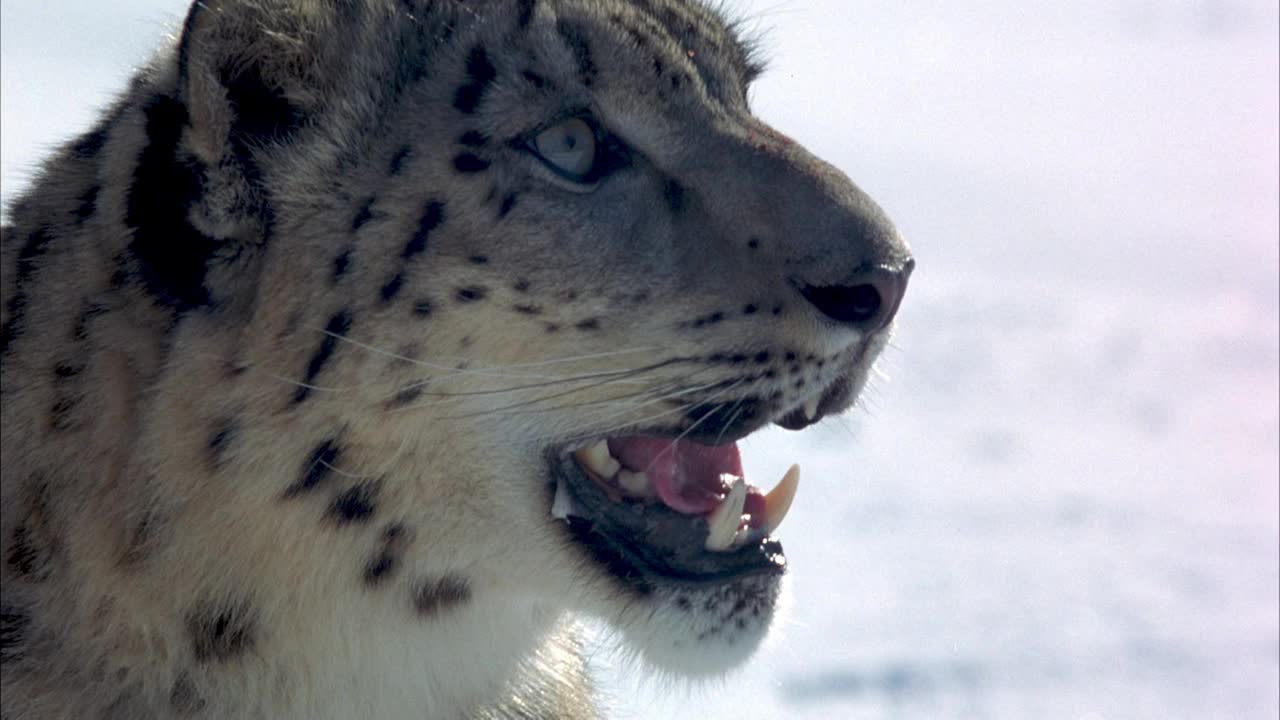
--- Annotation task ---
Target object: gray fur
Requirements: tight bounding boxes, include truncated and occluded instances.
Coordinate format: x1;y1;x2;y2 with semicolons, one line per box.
0;0;910;717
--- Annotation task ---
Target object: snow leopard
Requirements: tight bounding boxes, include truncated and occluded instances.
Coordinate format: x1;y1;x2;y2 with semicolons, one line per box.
0;0;913;717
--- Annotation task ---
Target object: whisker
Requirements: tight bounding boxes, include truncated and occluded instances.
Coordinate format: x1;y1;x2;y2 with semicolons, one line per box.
541;368;728;440
713;396;751;446
316;327;664;383
424;359;689;420
636;377;750;474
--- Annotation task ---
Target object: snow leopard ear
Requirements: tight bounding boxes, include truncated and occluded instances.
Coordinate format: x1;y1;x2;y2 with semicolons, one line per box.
174;0;320;166
130;0;340;312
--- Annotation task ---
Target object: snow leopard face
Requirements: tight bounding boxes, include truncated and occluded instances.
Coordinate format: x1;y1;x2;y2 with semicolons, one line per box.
1;0;911;714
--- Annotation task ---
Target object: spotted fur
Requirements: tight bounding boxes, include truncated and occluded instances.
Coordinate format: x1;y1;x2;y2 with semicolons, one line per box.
0;0;910;717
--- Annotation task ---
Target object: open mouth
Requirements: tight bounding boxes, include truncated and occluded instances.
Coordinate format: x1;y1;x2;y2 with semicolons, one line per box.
549;432;800;589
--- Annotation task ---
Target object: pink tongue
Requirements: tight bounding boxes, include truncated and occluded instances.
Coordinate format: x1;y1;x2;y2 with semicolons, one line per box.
606;437;743;514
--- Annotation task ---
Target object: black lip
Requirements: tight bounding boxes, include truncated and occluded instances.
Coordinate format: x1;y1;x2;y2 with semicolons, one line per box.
548;451;785;590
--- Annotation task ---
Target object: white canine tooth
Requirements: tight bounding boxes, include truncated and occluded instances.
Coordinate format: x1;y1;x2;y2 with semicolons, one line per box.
575;440;620;479
728;526;755;551
705;477;747;552
803;397;820;422
551;477;574;521
617;469;653;497
762;464;800;535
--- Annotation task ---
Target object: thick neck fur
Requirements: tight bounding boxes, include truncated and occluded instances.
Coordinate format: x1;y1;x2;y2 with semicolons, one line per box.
0;40;596;720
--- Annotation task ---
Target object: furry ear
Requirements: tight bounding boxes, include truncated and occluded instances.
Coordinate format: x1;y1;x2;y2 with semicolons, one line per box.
175;0;318;167
127;0;331;312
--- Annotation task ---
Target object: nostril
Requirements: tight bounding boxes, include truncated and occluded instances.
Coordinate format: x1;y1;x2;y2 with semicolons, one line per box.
800;283;883;326
797;265;909;332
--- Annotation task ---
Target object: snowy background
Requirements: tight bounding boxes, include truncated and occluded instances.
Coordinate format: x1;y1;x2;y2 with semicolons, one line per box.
2;1;1277;719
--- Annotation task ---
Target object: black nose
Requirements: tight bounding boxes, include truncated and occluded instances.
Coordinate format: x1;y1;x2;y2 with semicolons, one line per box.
797;258;913;333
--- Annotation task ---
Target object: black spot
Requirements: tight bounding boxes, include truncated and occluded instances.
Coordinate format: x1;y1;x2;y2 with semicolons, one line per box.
675;597;692;610
208;418;238;469
453;153;491;173
516;0;536;28
772;305;783;315
498;193;519;218
784;351;797;362
380;273;404;303
71;126;110;159
292;310;351;404
188;602;256;662
0;227;54;353
468;255;489;265
730;353;747;363
455;286;487;303
743;304;757;315
52;363;80;380
747;237;760;250
332;249;352;282
403;201;444;259
575;318;601;331
512;304;542;316
220;63;303;143
49;396;77;431
328;482;378;525
413;575;472;617
556;19;597;86
0;606;28;664
13;227;52;284
169;672;206;715
109;252;131;289
513;278;531;293
458;130;488;148
287;439;342;496
364;553;396;584
691;311;724;329
662;178;686;213
74;184;100;224
754;352;770;364
388;145;412;175
351;199;375;232
522;70;547;89
363;523;410;586
7;525;39;578
453;46;497;114
388;383;425;408
125;94;220;311
412;299;433;317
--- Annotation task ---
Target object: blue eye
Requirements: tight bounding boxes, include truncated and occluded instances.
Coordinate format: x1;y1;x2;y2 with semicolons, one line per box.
530;118;597;181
